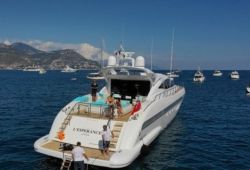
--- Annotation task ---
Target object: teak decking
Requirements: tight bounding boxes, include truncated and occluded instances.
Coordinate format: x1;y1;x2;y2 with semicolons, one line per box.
42;140;113;160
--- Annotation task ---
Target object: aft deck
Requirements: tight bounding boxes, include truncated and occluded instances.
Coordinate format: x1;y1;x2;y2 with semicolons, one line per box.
71;111;132;122
42;140;113;160
69;95;134;122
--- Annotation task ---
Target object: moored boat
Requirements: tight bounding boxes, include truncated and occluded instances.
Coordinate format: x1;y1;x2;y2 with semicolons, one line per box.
34;47;185;168
230;70;240;79
213;70;223;77
193;68;205;83
166;71;179;78
39;68;47;74
246;84;250;93
61;65;77;73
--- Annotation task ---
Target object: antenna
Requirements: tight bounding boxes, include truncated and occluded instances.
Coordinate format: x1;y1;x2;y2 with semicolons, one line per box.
169;28;175;85
101;38;105;69
150;37;154;70
100;38;105;70
121;23;125;47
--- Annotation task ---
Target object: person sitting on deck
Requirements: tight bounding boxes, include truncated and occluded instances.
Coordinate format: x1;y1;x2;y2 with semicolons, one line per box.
131;99;141;116
106;93;115;118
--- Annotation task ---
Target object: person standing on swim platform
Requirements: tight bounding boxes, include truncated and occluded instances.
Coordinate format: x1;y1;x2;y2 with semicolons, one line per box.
71;142;89;170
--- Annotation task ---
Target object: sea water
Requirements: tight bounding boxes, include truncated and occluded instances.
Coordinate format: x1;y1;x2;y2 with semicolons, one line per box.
0;70;249;170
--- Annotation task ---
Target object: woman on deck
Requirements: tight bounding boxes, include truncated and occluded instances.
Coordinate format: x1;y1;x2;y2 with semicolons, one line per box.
106;93;115;118
131;99;141;116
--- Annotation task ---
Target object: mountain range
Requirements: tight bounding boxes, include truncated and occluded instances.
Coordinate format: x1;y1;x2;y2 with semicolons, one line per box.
0;42;100;70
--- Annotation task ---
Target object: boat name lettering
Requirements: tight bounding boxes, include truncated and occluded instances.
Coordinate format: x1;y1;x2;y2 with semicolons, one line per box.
73;128;102;135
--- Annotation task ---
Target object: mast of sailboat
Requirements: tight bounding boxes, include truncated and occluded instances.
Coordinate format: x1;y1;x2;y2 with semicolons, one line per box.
150;37;154;70
169;28;175;85
101;38;105;69
121;23;125;48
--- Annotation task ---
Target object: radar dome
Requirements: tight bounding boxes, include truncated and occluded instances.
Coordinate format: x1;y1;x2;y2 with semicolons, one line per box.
135;56;145;68
107;56;116;67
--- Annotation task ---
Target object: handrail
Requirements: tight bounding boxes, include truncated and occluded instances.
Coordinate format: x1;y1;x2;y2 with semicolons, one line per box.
69;102;107;117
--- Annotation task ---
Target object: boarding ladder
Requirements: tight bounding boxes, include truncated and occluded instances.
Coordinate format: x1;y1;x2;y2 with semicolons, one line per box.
110;122;124;149
60;155;72;170
59;113;73;132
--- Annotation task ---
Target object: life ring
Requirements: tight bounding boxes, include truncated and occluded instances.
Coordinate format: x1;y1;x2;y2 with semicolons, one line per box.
57;131;65;140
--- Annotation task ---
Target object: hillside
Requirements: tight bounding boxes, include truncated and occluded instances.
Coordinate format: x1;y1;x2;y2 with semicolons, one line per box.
0;42;99;70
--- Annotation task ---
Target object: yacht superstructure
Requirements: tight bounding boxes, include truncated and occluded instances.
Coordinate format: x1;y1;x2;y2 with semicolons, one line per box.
34;48;185;168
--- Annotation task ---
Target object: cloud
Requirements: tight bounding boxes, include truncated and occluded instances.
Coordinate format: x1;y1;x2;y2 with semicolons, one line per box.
24;40;110;60
3;39;11;45
1;39;110;60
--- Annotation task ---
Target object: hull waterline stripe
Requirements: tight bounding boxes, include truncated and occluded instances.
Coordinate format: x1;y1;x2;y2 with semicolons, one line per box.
142;97;183;130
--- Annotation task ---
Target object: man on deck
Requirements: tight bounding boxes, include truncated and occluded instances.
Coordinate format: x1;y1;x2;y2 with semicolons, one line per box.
71;141;89;170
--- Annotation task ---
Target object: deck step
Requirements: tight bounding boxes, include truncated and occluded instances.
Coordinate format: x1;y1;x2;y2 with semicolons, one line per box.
109;143;116;148
110;138;118;143
113;127;122;132
109;122;125;150
113;132;120;137
114;122;123;127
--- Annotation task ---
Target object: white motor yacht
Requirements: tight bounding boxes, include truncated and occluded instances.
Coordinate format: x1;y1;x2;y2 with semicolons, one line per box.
230;70;240;79
87;72;105;80
213;70;222;77
193;69;205;82
166;71;179;78
23;67;41;72
39;68;47;74
61;65;77;73
34;48;185;168
246;84;250;93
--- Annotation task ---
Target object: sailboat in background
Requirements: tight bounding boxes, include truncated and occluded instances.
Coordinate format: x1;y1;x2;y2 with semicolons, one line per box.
166;29;179;78
87;39;105;80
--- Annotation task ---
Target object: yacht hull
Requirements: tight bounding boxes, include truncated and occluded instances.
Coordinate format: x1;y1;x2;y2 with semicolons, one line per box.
231;75;240;79
34;86;185;168
246;87;250;93
193;77;205;82
141;87;185;146
34;135;143;168
213;73;222;76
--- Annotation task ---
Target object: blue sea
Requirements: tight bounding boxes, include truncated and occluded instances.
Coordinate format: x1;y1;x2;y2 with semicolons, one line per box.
0;70;249;170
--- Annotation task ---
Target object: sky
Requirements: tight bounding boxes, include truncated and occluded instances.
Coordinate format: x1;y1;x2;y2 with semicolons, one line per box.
0;0;250;70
